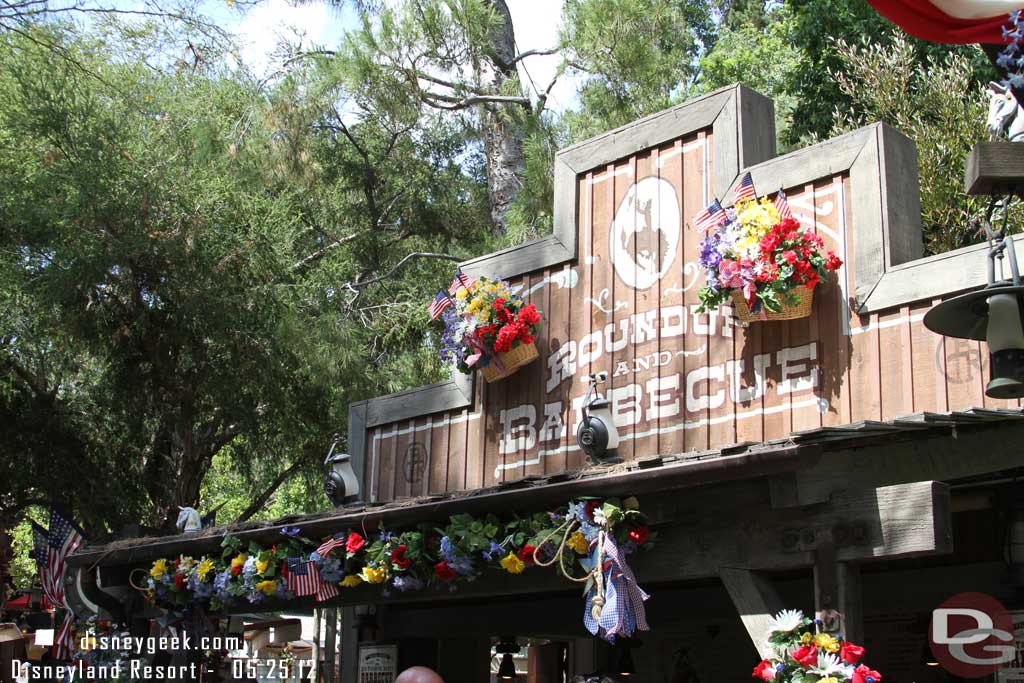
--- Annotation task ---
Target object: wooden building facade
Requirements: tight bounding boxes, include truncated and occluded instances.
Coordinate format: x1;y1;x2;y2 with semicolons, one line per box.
66;84;1024;683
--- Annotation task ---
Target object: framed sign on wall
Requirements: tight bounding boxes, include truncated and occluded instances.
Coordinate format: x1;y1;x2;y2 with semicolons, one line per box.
358;644;398;683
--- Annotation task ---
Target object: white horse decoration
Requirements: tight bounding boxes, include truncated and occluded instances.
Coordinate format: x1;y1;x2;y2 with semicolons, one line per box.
176;506;202;533
987;81;1024;142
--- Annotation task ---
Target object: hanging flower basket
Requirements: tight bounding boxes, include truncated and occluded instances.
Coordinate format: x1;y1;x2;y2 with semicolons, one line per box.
694;191;842;324
481;340;539;383
731;284;814;323
429;271;543;383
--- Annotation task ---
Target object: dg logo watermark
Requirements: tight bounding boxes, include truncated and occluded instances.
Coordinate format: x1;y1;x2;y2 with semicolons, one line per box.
929;592;1016;677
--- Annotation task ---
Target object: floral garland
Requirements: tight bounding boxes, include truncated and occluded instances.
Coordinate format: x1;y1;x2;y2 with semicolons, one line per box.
752;610;882;683
998;10;1024;90
143;497;652;634
438;276;542;374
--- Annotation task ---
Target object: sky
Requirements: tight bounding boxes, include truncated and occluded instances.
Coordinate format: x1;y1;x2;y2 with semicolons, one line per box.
206;0;582;112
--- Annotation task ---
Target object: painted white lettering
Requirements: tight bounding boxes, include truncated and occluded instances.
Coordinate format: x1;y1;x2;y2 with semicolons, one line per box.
777;343;818;394
661;305;686;336
685;365;726;412
646;375;681;420
540;402;565;443
605;319;629;353
499;405;537;454
631;310;658;345
609;384;642;427
546;340;576;393
613;360;632;378
691;304;711;335
726;353;770;403
577;331;602;367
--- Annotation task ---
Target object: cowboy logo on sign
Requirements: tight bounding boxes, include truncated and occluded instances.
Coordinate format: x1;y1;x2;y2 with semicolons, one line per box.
609;177;680;290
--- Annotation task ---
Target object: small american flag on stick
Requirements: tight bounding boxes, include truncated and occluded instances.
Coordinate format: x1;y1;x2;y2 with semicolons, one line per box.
774;188;794;221
285;558;320;597
733;172;757;203
692;199;727;233
427;290;452;321
316;533;346;558
316;578;339;602
447;268;477;295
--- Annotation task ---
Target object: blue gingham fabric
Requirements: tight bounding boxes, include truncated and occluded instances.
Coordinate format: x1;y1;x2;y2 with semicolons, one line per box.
583;534;649;641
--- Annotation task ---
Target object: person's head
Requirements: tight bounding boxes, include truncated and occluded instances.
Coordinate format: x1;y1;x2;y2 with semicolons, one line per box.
395;666;444;683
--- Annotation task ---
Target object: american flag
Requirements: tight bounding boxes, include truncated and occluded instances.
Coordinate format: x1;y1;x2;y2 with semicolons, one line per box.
733;172;757;203
774;188;794;221
43;508;85;661
692;199;727;233
316;533;346;558
316;578;339;603
427;290;452;321
285;558;320;597
447;268;477;295
30;521;60;607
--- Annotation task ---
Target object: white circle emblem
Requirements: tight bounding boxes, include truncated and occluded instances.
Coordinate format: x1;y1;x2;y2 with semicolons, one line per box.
609;176;680;291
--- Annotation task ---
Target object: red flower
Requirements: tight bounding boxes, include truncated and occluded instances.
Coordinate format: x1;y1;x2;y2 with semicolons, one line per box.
791;644;817;668
519;332;535;345
517;544;537;564
434;561;456;580
628;525;650;545
517;304;541;326
173;573;186;590
805;271;821;289
826;252;843;270
761;232;782;254
493;298;506;311
752;660;776;680
852;665;882;683
392;544;412;570
498;307;513;324
782;250;798;265
345;532;366;554
231;565;242;575
841;642;865;665
494;323;524;353
584;500;601;519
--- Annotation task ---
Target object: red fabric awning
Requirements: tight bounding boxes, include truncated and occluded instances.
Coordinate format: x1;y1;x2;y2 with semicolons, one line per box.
866;0;1020;44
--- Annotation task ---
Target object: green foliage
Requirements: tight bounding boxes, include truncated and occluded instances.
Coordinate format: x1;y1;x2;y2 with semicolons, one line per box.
561;0;714;140
830;36;1022;254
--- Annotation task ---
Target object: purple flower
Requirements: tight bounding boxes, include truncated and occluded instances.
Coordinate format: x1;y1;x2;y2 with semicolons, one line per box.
392;575;424;592
280;526;301;537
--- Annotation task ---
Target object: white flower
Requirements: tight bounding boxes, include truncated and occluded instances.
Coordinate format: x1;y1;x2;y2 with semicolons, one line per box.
592;507;607;525
810;653;844;677
768;609;805;633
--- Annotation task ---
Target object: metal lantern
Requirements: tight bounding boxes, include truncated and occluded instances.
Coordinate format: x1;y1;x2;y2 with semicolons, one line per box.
496;637;520;681
576;372;621;462
923;217;1024;399
324;436;360;506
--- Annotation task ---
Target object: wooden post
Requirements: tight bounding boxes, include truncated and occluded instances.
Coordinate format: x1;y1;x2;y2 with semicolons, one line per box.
720;567;785;659
323;608;337;683
528;643;564;683
814;544;863;642
341;607;359;683
312;609;321;683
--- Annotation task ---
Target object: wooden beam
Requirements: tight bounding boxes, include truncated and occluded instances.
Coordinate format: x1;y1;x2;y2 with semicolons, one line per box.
720;568;784;659
813;545;864;643
340;607;358;683
965;141;1024;195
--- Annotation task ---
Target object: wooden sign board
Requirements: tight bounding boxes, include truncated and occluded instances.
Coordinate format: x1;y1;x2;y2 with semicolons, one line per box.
349;84;1023;504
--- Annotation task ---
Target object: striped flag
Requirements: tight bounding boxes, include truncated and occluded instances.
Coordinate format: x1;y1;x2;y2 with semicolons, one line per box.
774;188;794;221
427;290;452;321
29;521;60;608
316;577;339;602
447;269;477;295
43;508;85;661
316;533;346;558
733;172;757;203
692;199;727;233
285;558;320;597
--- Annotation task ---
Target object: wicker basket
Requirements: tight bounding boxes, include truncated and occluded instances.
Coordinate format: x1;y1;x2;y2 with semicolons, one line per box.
481;341;539;383
730;285;814;323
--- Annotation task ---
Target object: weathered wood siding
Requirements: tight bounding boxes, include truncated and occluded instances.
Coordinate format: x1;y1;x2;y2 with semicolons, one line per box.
355;89;1022;504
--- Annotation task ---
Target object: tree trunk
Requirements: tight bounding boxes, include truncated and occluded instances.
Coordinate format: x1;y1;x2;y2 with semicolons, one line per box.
480;0;526;238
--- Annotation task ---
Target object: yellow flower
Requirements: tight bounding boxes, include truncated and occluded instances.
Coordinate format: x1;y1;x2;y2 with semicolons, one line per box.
340;575;362;588
814;634;839;652
150;559;169;579
231;553;248;570
197;558;215;581
800;632;813;645
567;531;589;555
821;677;839;683
256;580;277;596
500;552;525;575
255;559;269;574
361;566;387;584
455;288;468;299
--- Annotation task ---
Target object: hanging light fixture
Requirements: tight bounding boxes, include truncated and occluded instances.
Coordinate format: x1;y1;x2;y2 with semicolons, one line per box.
615;637;640;678
577;372;621;462
496;637;520;681
324;435;360;506
923;206;1024;399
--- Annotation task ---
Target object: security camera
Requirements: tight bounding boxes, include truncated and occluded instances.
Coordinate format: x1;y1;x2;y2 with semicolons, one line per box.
576;373;620;463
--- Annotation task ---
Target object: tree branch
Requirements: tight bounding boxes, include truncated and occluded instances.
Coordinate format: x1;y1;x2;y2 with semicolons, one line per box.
508;46;561;67
420;91;531;110
233;459;304;523
350;252;462;291
291;233;358;272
